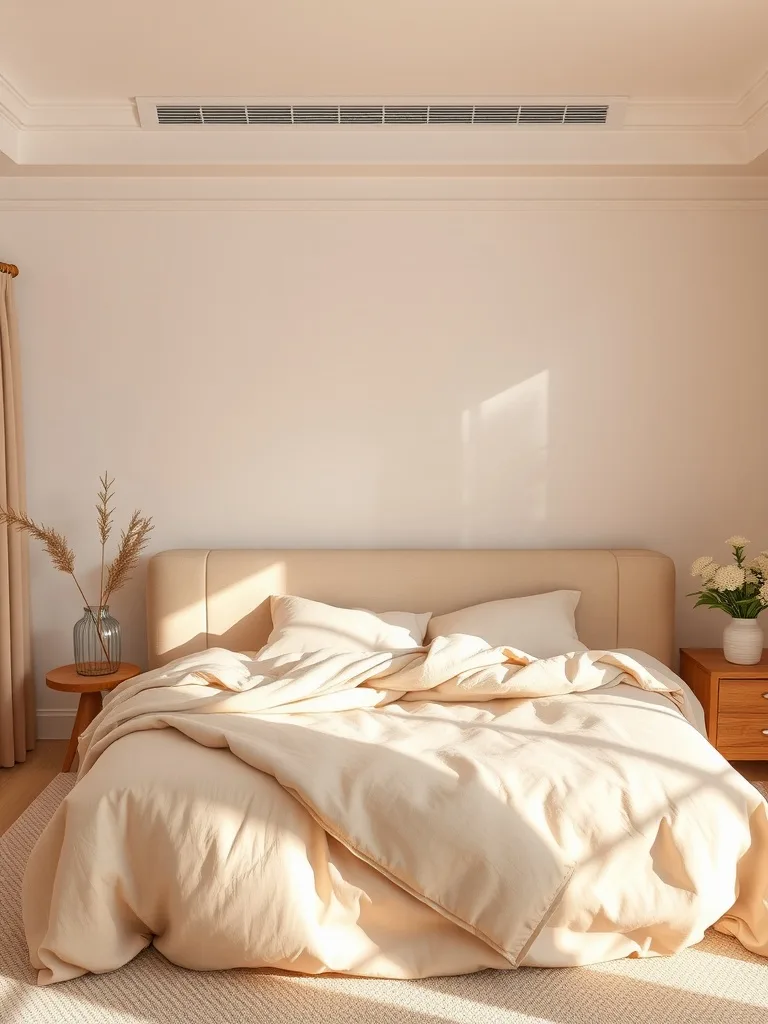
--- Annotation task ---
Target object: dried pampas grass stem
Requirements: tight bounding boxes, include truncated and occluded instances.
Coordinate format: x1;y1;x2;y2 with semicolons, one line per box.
0;475;154;666
0;510;76;575
103;510;154;603
96;472;115;610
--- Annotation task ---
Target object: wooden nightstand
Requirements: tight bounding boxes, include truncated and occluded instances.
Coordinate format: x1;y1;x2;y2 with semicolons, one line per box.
680;648;768;761
46;662;141;772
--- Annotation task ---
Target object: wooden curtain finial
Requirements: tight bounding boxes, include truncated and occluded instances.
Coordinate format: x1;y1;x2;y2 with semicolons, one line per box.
0;262;19;279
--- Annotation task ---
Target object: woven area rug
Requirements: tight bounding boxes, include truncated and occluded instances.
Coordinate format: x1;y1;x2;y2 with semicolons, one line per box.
1;777;767;1024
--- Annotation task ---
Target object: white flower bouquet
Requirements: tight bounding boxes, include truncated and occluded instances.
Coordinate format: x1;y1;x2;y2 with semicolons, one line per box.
690;536;768;618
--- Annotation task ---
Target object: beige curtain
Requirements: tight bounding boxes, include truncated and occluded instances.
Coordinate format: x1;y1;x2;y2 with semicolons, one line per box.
0;268;34;767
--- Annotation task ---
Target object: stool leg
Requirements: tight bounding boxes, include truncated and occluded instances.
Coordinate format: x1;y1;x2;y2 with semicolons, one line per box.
62;691;103;772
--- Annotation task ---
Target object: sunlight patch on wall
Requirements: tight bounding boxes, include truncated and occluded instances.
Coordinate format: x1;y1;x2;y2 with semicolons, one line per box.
461;370;549;545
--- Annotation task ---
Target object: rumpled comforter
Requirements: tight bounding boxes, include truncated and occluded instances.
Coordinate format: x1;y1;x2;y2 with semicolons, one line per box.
23;638;768;984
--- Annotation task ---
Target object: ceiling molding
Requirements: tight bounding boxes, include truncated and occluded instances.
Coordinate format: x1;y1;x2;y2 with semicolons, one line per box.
4;200;765;213
0;74;23;162
740;67;768;161
1;66;768;171
1;174;767;210
739;67;768;123
18;103;137;128
624;99;741;129
0;73;137;129
0;113;19;163
746;104;768;162
0;73;27;126
13;124;750;168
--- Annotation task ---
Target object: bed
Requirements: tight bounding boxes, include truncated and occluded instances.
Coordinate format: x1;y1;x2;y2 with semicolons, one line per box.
22;548;768;984
144;548;677;668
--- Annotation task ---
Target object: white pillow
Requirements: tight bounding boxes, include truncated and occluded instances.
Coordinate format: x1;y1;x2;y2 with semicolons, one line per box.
426;590;586;659
264;594;430;656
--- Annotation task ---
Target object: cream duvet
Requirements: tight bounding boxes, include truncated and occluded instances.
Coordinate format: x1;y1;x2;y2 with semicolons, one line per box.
23;639;768;985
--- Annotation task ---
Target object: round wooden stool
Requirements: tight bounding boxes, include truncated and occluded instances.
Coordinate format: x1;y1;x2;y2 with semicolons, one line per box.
46;662;141;771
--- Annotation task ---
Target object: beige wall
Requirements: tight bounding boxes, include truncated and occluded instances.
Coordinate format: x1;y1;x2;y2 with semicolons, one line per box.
1;188;766;731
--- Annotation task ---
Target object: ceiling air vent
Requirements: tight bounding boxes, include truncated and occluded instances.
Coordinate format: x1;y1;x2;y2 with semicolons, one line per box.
292;106;339;124
518;105;566;123
146;101;616;128
246;105;292;124
340;106;384;124
385;106;429;124
155;105;203;125
201;105;248;125
564;105;610;124
473;106;520;124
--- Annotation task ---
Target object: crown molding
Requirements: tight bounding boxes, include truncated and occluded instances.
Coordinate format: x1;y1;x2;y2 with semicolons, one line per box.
1;174;767;211
624;99;741;128
740;67;768;161
0;72;137;128
4;199;766;212
0;74;23;161
0;112;19;163
739;67;768;124
12;123;752;168
0;73;27;125
1;66;767;170
746;105;768;163
20;103;137;128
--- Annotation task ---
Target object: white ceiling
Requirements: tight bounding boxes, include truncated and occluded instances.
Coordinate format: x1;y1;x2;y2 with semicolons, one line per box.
2;0;767;101
1;0;768;174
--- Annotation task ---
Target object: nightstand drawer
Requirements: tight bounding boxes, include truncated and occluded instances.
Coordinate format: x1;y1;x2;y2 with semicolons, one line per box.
717;715;768;760
719;681;768;715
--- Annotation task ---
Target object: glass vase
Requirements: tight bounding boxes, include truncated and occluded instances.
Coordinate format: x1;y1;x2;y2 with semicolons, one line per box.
74;605;121;676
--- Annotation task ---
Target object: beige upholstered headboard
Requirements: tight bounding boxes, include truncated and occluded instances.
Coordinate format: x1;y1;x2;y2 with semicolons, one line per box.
146;548;675;668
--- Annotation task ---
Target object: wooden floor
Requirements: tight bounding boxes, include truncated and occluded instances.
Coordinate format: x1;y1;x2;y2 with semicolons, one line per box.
0;741;767;838
0;740;68;836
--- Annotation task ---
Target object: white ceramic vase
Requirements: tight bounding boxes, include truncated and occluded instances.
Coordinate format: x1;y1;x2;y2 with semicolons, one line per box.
722;617;764;665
